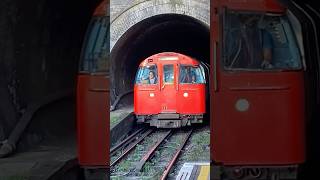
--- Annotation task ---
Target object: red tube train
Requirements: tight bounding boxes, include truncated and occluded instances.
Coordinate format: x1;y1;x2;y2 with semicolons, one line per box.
77;0;108;177
211;0;305;179
134;52;206;128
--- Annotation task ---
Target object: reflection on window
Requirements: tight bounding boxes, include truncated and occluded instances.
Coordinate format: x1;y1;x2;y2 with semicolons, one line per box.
80;16;108;73
223;10;301;70
135;65;158;84
163;65;174;84
179;65;205;84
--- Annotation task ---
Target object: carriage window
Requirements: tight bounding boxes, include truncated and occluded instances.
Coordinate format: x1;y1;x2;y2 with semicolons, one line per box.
135;65;158;84
223;10;301;71
80;16;108;73
179;65;205;84
163;65;174;84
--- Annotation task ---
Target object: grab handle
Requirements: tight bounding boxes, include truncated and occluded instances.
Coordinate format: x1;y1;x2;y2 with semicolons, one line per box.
213;41;218;91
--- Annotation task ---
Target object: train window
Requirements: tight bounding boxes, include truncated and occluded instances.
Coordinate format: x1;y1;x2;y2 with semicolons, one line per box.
135;65;158;84
179;65;205;84
223;10;302;71
163;65;174;84
80;16;108;73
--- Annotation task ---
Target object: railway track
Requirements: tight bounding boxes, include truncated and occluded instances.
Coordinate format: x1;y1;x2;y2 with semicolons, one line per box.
110;127;194;179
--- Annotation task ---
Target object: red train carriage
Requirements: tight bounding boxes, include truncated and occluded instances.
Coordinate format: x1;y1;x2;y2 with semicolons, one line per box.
211;0;305;179
77;0;108;177
134;52;206;128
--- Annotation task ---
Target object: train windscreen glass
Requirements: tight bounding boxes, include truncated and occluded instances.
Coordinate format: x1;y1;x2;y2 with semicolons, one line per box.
80;16;108;73
163;65;174;84
135;65;158;84
179;65;205;84
223;10;302;71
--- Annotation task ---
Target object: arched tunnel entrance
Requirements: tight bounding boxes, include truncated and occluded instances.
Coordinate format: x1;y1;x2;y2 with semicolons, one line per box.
110;14;210;107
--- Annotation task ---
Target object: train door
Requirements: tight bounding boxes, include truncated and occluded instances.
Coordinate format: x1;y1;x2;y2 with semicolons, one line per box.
160;61;177;113
212;2;305;165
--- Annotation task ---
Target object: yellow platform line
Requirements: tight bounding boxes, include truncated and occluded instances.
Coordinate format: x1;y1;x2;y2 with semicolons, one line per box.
197;165;210;180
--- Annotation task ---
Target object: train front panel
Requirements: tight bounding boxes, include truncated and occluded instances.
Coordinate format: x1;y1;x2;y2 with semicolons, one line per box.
134;52;206;128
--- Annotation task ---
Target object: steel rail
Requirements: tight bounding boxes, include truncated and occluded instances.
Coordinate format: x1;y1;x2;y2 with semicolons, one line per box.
160;129;193;180
110;127;146;156
136;130;173;171
111;129;154;167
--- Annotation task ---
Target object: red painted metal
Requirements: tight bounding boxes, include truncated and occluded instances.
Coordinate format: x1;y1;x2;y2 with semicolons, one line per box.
160;62;177;113
94;0;107;16
77;74;109;167
134;52;205;116
77;0;108;168
177;84;205;114
211;0;305;166
134;82;161;114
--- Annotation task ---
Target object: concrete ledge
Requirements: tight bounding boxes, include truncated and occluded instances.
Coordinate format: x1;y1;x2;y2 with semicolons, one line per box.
0;145;77;180
110;112;135;146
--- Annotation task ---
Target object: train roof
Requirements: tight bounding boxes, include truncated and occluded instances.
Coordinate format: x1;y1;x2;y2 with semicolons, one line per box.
93;0;107;16
139;52;200;67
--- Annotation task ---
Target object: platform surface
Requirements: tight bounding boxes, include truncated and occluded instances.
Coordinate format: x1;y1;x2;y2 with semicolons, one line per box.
176;162;210;180
0;142;77;180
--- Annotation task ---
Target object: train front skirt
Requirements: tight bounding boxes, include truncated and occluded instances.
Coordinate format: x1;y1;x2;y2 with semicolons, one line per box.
136;114;203;128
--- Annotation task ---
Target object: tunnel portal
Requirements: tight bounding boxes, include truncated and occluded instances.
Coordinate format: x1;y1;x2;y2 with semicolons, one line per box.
110;0;210;105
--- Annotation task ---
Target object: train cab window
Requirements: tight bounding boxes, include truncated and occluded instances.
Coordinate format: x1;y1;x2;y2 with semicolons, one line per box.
223;10;302;71
135;65;158;84
163;65;174;84
80;16;108;73
179;65;205;84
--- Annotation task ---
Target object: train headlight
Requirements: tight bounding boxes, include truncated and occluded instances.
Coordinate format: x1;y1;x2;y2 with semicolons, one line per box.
183;92;188;97
150;93;155;97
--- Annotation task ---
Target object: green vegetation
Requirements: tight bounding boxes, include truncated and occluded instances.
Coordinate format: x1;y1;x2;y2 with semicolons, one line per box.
111;128;210;179
111;132;164;178
183;129;210;162
110;111;131;127
110;115;119;127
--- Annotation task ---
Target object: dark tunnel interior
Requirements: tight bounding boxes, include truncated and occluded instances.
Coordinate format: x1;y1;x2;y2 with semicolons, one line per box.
110;14;210;106
0;0;102;153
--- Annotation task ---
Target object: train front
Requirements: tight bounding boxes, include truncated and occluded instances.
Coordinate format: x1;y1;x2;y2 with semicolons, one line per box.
76;0;108;177
134;52;206;128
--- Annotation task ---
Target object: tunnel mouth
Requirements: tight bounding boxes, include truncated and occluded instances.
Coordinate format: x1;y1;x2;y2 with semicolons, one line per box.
110;14;210;107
